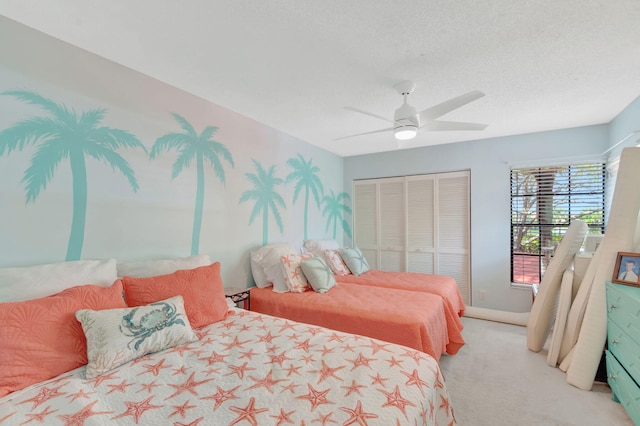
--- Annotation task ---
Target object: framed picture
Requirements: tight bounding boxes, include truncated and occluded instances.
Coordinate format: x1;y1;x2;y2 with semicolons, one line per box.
612;252;640;287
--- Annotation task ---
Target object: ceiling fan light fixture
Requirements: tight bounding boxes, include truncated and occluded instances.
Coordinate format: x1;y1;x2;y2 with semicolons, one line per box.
394;125;418;140
338;82;486;142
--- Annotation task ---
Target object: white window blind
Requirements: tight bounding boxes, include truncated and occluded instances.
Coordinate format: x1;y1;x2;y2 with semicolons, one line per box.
510;163;605;285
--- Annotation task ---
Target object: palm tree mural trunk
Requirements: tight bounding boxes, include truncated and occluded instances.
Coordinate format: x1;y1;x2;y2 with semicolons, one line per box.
67;149;87;261
192;154;205;255
262;207;268;245
332;220;337;239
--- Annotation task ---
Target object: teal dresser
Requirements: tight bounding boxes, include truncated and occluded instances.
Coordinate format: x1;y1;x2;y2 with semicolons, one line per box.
606;281;640;425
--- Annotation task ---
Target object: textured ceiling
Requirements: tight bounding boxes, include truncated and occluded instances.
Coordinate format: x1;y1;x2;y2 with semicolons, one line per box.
2;1;640;157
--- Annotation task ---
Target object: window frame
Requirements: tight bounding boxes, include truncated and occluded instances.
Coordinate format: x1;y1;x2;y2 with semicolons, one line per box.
510;162;606;285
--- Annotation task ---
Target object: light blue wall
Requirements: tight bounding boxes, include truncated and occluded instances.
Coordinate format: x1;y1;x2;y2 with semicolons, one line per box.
344;125;610;312
602;96;640;213
4;17;637;311
0;18;347;289
608;95;640;155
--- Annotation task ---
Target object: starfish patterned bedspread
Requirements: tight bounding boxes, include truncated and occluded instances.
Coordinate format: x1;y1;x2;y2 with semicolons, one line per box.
0;309;456;425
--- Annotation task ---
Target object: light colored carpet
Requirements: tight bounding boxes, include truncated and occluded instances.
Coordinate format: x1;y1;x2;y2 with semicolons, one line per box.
439;317;633;426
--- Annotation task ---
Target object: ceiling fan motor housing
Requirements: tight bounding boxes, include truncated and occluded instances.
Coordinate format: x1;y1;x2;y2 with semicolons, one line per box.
394;102;419;126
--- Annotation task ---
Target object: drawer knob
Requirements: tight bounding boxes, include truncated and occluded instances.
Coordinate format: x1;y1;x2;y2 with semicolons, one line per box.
610;339;619;345
608;374;616;380
608;304;616;310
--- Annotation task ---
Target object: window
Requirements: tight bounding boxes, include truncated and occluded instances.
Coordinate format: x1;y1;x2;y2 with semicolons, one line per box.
510;163;605;285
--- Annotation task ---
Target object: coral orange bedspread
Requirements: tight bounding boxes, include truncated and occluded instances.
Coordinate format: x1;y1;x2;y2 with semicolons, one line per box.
250;285;464;361
336;270;466;317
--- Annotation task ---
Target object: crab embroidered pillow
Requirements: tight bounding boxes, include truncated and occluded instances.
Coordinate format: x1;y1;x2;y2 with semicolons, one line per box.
76;295;198;379
323;249;351;276
280;253;313;292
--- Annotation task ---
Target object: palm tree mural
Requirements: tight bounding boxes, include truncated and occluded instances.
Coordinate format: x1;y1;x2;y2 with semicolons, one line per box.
239;160;286;245
286;154;323;240
0;90;145;261
150;113;234;256
322;190;352;239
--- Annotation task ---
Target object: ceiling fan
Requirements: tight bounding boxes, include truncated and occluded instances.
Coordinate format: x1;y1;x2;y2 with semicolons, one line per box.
336;81;487;141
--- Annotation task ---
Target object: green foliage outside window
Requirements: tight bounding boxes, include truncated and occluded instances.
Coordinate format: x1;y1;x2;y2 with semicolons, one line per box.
511;163;605;284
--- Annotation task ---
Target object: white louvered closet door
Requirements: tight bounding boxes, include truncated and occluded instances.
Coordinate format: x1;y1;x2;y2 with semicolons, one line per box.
353;171;471;305
353;182;378;269
406;176;435;273
379;179;405;271
436;172;470;304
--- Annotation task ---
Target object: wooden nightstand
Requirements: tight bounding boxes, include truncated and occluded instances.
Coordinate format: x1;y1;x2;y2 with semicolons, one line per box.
224;287;251;310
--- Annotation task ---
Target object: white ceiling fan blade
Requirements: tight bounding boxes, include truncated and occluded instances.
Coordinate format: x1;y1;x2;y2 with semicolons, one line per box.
418;91;485;122
422;120;488;131
344;106;396;124
333;127;394;141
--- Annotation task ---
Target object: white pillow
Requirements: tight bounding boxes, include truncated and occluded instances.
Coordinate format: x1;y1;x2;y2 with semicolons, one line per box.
0;259;118;303
117;254;211;278
76;295;198;379
250;243;296;288
303;239;340;255
265;262;289;293
250;256;270;288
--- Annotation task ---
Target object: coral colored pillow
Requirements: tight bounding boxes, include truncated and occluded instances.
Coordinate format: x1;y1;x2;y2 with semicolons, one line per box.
0;281;126;397
122;262;229;329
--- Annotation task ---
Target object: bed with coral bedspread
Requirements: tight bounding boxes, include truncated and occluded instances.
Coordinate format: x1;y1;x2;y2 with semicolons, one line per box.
250;284;464;361
336;270;466;317
0;308;456;425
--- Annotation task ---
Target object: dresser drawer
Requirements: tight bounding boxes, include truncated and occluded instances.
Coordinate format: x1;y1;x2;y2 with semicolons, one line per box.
608;319;640;382
606;282;640;339
606;350;640;425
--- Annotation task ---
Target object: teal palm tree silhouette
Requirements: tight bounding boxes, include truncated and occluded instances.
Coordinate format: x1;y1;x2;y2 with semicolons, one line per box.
286;154;323;240
239;160;286;245
150;113;234;255
0;90;145;261
322;190;352;239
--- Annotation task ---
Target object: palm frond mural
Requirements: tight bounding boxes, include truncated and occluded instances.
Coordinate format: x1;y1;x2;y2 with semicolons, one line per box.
239;160;286;245
322;190;352;239
150;113;234;256
0;90;145;261
286;154;323;240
